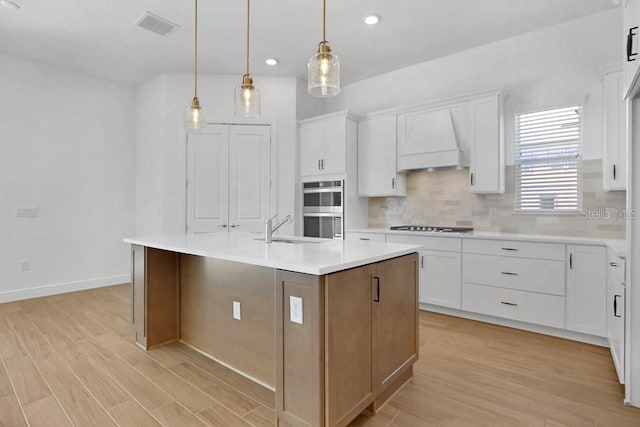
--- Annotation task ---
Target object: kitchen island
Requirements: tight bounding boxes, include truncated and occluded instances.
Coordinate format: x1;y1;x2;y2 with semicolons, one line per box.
124;232;420;427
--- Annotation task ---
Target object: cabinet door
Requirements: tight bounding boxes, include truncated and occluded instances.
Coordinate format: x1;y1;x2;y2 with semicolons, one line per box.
186;125;230;233
607;254;625;383
228;125;271;232
321;119;347;175
325;265;374;426
358;115;406;197
603;71;627;191
420;249;461;309
469;94;504;194
300;123;324;176
372;254;418;394
566;245;607;337
624;0;640;98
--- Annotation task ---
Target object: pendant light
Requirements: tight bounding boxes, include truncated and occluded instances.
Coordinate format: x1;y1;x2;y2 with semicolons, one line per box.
308;0;340;97
235;0;260;117
185;0;206;130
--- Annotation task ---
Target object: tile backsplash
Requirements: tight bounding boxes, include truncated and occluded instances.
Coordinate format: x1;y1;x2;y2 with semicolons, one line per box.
368;160;626;239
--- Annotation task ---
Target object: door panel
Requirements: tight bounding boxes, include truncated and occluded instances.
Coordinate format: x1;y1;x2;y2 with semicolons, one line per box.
229;125;271;232
186;126;229;233
187;124;271;234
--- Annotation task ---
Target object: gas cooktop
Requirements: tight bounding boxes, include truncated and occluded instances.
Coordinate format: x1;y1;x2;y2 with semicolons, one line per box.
389;225;474;233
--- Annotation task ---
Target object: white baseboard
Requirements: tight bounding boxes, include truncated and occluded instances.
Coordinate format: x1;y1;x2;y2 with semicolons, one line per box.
420;303;609;347
0;274;130;304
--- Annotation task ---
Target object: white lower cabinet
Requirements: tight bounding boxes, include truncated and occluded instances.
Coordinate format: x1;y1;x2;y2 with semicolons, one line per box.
462;239;567;329
607;250;626;383
462;283;565;329
386;235;462;308
566;245;607;337
420;249;461;309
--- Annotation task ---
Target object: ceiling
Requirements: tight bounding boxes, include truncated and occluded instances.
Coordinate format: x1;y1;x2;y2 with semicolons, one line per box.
0;0;618;86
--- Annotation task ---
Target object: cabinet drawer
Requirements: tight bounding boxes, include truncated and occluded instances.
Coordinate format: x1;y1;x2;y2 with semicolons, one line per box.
463;239;565;260
462;283;565;329
346;232;386;243
386;234;461;252
462;254;565;296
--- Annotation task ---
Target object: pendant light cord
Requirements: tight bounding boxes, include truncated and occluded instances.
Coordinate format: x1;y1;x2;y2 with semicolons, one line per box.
322;0;326;42
194;0;198;98
246;0;250;75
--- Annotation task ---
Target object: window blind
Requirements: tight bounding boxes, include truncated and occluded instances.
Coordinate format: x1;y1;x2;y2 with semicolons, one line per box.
515;106;582;212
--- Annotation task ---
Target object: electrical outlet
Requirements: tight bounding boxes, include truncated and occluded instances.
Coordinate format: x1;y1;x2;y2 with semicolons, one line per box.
16;207;39;218
19;260;29;271
289;296;303;325
232;301;241;320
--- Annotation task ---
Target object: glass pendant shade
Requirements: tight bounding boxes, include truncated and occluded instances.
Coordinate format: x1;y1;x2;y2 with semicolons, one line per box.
185;97;206;131
235;75;261;118
308;41;340;97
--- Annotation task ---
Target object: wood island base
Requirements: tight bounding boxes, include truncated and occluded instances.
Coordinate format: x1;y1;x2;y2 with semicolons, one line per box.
131;245;418;427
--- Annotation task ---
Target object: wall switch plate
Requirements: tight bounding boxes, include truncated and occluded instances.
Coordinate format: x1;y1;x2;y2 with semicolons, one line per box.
489;207;498;218
19;260;29;271
16;207;39;218
289;296;303;325
232;301;241;320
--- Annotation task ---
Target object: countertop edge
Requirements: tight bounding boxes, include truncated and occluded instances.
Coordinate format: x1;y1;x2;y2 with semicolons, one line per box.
347;229;627;258
124;236;421;276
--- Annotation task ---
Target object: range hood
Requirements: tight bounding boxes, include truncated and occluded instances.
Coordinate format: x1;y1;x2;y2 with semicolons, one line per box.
397;108;461;171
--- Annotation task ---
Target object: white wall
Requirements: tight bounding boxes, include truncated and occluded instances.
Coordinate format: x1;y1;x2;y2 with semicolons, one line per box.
135;73;299;236
321;8;622;164
0;52;136;302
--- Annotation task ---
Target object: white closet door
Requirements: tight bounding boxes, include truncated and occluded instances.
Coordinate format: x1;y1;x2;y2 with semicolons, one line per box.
228;125;271;232
186;125;230;233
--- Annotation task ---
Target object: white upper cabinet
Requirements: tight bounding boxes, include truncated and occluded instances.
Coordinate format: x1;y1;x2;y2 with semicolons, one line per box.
300;112;357;177
624;0;640;98
357;113;406;197
603;69;627;191
396;104;464;171
566;245;607;337
468;93;505;194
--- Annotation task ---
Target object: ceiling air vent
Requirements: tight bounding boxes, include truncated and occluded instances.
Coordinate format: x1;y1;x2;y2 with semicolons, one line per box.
136;11;179;37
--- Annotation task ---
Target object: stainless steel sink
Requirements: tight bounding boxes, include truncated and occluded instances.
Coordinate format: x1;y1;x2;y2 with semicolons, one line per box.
254;237;326;244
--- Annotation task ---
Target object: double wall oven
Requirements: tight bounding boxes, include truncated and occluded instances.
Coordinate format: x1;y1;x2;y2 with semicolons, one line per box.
303;180;344;239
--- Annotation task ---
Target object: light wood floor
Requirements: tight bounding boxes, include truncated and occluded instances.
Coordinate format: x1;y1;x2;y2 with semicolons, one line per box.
0;285;639;426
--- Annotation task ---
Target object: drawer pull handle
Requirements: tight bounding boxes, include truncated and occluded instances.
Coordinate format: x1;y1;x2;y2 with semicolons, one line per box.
614;295;622;318
500;301;518;307
501;247;518;251
359;238;370;241
501;272;518;276
609;262;618;267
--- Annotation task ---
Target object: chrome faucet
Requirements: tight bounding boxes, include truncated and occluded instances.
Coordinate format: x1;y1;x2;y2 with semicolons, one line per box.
265;214;293;243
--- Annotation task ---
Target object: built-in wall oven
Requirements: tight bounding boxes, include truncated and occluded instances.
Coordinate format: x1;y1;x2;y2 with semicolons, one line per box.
303;180;343;239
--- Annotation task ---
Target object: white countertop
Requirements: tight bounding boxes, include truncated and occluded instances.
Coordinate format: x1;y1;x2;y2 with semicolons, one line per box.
349;228;627;258
124;233;421;275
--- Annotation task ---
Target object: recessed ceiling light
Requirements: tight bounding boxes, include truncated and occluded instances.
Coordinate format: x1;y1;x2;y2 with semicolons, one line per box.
0;0;20;10
265;58;278;66
364;14;381;25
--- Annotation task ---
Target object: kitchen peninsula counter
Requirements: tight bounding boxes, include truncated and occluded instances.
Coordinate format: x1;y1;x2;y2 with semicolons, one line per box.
125;232;420;427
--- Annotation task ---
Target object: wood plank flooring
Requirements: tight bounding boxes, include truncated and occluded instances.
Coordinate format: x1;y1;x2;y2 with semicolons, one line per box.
0;284;639;426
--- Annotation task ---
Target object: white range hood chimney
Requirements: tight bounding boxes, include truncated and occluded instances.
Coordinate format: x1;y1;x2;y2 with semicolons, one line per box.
397;108;461;171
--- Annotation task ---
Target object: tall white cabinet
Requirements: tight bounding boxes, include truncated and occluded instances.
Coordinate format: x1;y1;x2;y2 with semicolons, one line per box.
357;113;406;197
186;124;271;233
603;68;627;191
469;93;505;194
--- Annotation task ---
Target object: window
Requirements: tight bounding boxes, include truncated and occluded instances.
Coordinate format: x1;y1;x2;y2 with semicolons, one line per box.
515;105;583;212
